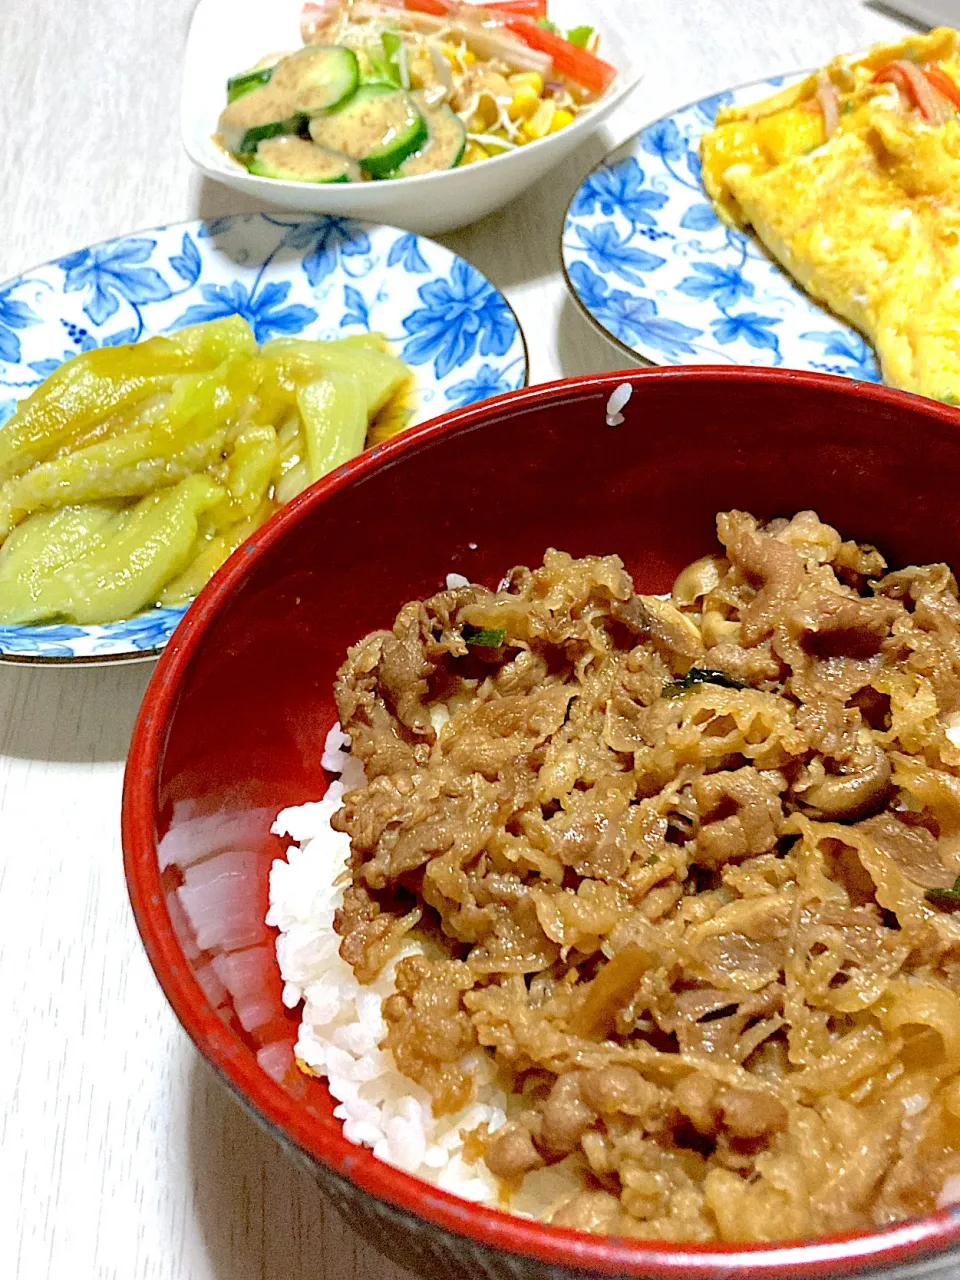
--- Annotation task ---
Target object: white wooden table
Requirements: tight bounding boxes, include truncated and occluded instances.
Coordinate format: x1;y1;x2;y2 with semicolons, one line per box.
1;2;912;1276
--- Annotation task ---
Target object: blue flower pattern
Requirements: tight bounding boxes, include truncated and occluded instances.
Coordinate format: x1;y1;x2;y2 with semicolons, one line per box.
173;280;318;344
563;72;882;382
800;329;881;381
569;264;701;358
0;285;39;364
285;217;372;288
400;259;515;380
0;213;525;661
570;158;668;229
712;310;783;360
341;286;370;330
444;363;516;408
387;233;430;274
60;239;172;329
677;262;755;311
641;118;688;164
576;223;665;286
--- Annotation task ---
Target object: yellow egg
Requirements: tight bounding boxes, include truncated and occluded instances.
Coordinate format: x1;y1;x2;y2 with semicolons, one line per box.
699;24;960;402
700;121;770;222
754;108;825;165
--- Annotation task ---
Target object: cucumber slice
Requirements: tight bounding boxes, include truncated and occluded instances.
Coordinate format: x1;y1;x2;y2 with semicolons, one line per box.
271;45;360;117
390;96;467;177
248;136;361;184
218;82;304;155
308;85;428;179
226;62;276;104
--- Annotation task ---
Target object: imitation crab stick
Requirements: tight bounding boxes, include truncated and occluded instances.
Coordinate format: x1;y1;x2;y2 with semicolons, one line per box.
483;0;548;15
923;63;960;112
873;60;953;123
399;0;548;17
504;17;617;94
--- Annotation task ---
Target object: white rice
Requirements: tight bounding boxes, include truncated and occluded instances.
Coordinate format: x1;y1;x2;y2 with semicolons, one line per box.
605;381;633;427
266;724;509;1203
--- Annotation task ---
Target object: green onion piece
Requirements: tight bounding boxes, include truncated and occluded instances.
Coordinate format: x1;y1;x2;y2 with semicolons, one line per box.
462;624;506;648
926;875;960;909
537;17;560;33
566;25;594;48
663;667;746;698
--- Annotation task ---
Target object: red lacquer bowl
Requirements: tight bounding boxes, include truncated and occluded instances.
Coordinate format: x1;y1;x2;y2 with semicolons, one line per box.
123;368;960;1280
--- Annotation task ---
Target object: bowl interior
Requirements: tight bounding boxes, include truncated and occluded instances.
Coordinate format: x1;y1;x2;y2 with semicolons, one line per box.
125;369;960;1274
182;0;640;187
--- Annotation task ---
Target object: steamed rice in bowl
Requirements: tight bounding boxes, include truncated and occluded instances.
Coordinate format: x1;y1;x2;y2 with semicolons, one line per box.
268;732;580;1218
265;507;960;1243
268;734;503;1202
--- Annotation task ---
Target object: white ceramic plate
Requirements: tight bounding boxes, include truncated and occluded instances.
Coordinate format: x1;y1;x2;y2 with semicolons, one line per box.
561;73;882;383
0;212;528;665
181;0;641;236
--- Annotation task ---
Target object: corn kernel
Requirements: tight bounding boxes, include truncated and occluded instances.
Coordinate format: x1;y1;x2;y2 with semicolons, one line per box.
483;71;511;98
472;92;500;128
461;48;476;66
508;71;544;95
522;100;556;141
549;108;575;133
462;140;489;165
481;135;511;156
508;84;541;121
407;53;434;90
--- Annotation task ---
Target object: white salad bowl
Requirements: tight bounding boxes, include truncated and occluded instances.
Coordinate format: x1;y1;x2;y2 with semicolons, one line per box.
181;0;641;236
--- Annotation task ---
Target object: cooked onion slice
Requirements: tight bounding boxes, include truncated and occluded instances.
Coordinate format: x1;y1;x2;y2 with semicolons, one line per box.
815;72;840;137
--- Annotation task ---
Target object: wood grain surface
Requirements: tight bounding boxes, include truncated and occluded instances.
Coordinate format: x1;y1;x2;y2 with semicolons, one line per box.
1;2;912;1276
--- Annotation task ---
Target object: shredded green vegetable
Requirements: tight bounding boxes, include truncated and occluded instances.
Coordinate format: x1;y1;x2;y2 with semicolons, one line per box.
663;667;746;697
462;624;506;649
926;875;960;910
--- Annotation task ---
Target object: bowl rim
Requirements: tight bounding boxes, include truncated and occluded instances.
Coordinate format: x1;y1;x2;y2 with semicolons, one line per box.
180;0;642;193
123;366;960;1277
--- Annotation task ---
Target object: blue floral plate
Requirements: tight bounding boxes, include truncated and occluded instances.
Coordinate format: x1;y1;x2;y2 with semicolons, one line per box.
562;74;880;382
0;213;527;665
